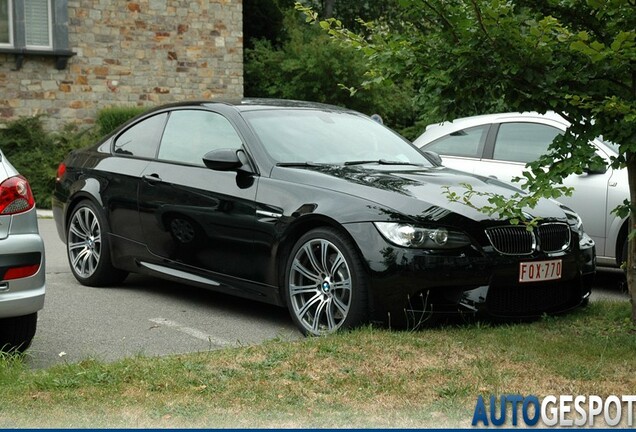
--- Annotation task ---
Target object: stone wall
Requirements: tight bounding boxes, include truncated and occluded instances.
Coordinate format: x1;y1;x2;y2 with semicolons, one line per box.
0;0;243;130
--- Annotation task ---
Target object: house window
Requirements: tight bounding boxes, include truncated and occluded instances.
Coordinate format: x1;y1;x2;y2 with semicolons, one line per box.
0;0;12;47
0;0;72;69
24;0;51;49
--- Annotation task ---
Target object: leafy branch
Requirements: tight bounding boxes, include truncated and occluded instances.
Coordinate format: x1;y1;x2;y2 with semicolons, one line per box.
441;182;569;230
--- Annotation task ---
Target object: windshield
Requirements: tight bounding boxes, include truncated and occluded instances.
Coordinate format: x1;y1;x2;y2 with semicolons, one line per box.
242;109;433;167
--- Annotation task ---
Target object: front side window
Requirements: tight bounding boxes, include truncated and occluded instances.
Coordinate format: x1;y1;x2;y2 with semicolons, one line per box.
24;0;51;48
424;125;489;158
158;110;243;166
493;123;563;164
0;0;12;46
113;113;168;159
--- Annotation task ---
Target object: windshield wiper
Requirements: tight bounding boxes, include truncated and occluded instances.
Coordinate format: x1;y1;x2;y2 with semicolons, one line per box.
344;159;423;167
276;162;327;167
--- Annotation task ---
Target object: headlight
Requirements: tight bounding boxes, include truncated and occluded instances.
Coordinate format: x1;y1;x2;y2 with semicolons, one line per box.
551;200;584;232
565;210;583;232
374;222;471;249
561;206;584;232
554;202;594;248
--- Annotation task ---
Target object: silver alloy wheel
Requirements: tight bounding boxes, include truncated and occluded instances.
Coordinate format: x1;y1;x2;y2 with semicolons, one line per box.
288;238;352;335
68;206;102;278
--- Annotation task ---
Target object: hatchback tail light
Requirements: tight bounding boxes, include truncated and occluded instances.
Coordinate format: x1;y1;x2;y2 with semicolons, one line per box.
56;162;66;182
0;176;35;215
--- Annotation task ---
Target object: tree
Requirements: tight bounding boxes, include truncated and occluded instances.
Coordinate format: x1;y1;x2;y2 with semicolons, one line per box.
244;0;295;49
244;7;418;135
298;0;636;323
244;0;403;48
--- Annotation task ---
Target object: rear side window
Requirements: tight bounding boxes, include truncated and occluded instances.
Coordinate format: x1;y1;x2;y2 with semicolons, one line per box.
113;113;168;158
157;110;243;166
493;123;562;163
424;125;488;158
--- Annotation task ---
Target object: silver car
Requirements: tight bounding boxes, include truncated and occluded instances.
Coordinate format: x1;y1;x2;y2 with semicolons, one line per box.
0;149;45;352
414;111;626;268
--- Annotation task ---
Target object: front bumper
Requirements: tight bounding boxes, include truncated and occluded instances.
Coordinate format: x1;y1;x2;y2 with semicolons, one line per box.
344;223;595;327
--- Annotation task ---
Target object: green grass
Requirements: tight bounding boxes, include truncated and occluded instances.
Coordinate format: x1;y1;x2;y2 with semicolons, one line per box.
0;301;634;428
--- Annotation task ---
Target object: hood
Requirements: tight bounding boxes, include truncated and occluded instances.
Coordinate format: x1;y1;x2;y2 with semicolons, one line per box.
270;164;568;225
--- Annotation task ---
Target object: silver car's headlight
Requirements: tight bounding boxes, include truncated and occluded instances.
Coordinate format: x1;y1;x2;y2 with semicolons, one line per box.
374;222;471;249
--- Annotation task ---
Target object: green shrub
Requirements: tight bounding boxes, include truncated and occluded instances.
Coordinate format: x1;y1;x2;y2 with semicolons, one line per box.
96;106;147;137
0;117;58;209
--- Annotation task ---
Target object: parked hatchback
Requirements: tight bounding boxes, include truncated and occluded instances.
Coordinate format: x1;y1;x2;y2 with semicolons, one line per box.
0;150;45;352
415;111;626;268
53;100;594;335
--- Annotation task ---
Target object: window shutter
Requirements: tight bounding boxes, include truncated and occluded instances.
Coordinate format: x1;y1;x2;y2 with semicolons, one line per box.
25;0;50;47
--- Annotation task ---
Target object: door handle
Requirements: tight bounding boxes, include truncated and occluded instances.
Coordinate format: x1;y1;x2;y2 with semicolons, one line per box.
142;173;162;184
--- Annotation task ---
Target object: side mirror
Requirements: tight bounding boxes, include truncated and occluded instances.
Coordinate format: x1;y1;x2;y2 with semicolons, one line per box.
584;162;608;175
422;150;443;166
202;149;243;171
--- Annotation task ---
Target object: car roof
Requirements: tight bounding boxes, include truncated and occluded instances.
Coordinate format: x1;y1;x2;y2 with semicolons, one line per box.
415;111;570;145
138;98;353;114
235;98;352;112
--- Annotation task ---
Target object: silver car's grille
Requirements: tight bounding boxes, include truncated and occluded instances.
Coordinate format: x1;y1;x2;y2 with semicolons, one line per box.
485;223;571;255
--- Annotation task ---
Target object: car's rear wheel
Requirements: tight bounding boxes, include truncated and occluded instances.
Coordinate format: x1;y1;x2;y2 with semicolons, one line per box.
0;313;37;353
67;200;128;286
285;228;368;336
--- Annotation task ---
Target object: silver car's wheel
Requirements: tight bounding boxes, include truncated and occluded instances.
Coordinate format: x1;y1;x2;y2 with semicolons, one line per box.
0;313;37;353
66;200;128;286
286;228;368;336
68;206;102;278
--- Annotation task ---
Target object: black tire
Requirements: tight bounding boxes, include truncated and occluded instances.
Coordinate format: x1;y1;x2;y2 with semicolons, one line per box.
67;200;128;286
0;313;37;353
284;227;368;336
622;238;628;268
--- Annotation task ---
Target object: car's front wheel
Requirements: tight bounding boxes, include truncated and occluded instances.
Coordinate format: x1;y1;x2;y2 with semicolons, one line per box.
67;200;128;286
0;313;37;353
285;228;368;336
